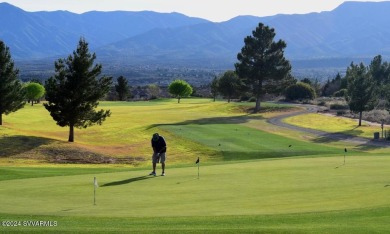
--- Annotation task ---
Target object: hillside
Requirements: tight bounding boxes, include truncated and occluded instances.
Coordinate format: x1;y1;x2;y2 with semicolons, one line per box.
2;1;390;83
0;2;208;58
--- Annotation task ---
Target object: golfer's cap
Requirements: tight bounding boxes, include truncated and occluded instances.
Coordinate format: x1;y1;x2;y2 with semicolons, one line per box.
152;133;159;141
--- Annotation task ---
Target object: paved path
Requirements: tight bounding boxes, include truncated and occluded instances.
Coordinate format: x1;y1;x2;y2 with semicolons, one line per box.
267;104;390;148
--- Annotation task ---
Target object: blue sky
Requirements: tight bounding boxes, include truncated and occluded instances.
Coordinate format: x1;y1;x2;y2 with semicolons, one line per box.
1;0;386;22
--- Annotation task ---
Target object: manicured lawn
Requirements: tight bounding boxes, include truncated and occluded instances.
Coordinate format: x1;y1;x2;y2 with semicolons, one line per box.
162;123;351;161
1;99;390;232
0;156;389;232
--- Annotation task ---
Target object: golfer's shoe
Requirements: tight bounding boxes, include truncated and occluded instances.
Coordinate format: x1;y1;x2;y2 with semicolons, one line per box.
149;171;156;176
161;172;165;176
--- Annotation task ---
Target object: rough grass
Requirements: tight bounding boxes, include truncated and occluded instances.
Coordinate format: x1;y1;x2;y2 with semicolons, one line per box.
284;113;382;139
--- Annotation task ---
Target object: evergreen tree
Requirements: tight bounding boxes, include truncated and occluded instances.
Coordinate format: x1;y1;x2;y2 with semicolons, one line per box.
235;23;291;112
115;76;130;101
369;55;390;108
217;70;240;103
346;62;377;126
321;73;347;97
210;76;219;102
44;38;112;142
0;41;25;125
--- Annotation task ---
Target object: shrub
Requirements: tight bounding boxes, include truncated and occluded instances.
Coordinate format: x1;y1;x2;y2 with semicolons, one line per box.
330;103;348;110
336;110;346;116
317;100;327;106
333;89;347;98
285;82;316;101
248;97;256;102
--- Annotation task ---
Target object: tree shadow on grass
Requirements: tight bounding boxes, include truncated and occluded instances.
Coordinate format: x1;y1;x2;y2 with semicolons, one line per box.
146;115;263;129
312;129;365;144
101;176;154;187
0;135;54;157
220;149;337;161
312;129;390;150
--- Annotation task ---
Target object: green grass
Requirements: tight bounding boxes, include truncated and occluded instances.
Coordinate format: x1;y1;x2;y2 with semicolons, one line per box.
2;99;390;232
0;156;390;232
1;207;390;233
0;167;131;181
162;123;352;160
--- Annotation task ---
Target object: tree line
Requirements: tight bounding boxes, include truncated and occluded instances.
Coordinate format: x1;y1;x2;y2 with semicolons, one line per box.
1;22;390;142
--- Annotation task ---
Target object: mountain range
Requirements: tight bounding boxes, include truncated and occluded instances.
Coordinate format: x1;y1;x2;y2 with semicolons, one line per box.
1;1;390;81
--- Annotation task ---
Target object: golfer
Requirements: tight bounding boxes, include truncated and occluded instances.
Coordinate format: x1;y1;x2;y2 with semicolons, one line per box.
149;133;167;176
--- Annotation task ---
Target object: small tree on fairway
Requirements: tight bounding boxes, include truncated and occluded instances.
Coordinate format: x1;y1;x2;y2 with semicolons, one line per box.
346;62;377;126
168;79;192;103
235;23;291;112
115;76;130;101
44;38;112;142
24;82;45;106
0;41;25;125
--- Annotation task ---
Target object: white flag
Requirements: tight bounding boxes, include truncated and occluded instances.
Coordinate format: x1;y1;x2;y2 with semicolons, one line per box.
94;177;98;188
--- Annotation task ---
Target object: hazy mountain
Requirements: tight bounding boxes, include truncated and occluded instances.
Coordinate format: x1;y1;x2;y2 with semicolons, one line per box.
0;2;209;58
97;1;390;66
2;1;390;81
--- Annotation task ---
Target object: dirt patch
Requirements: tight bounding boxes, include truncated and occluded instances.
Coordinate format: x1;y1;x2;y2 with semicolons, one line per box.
40;147;146;165
7;143;147;165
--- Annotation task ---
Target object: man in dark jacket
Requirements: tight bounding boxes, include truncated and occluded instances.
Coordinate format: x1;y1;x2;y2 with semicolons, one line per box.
149;133;167;176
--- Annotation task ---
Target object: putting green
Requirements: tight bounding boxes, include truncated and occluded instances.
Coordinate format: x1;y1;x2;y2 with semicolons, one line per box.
1;156;389;218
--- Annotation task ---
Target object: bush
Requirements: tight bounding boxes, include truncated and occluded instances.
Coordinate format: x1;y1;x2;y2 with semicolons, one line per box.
248;97;256;102
363;109;389;124
285;82;316;101
333;89;347;98
239;95;250;102
317;100;327;106
330;103;348;110
336;110;346;116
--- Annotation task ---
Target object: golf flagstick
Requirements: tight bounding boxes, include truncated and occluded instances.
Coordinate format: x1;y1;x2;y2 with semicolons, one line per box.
344;148;347;165
196;157;200;179
94;177;98;205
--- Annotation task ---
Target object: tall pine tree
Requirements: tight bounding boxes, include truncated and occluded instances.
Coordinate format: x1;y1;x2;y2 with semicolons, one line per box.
115;76;130;101
235;23;291;112
0;41;25;125
44;38;112;142
346;62;377;126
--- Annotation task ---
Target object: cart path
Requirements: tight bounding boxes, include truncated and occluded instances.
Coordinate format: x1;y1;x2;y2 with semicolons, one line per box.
267;104;390;148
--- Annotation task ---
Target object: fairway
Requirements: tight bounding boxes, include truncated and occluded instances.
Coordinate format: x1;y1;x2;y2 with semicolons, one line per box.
163;123;348;161
1;99;390;232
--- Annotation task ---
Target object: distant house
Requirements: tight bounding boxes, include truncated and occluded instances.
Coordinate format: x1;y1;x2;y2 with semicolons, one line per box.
132;87;149;100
